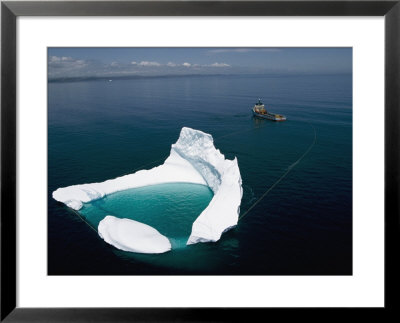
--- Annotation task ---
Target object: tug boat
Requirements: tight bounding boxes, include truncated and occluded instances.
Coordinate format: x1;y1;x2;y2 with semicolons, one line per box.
252;99;286;121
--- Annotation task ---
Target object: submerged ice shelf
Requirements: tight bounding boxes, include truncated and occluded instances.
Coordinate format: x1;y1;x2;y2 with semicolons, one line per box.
53;127;243;253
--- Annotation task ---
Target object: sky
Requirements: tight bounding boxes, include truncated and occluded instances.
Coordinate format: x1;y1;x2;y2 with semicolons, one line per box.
48;47;352;80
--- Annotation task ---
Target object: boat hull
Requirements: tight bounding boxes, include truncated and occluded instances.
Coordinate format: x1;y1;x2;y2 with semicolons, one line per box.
252;109;286;121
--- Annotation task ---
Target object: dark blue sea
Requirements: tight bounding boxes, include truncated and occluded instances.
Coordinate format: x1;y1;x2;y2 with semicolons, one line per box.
48;74;352;275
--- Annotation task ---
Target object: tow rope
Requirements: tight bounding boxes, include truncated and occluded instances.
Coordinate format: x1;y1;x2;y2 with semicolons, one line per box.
67;121;317;229
238;122;317;221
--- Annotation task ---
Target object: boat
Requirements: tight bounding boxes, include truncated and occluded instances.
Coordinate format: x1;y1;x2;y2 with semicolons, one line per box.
252;98;286;121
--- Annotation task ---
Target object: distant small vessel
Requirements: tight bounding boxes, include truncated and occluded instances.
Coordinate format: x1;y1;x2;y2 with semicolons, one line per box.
252;98;286;121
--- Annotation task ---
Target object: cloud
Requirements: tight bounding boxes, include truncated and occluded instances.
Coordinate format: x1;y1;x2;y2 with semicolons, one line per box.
49;56;76;62
49;56;233;80
208;48;281;54
138;61;161;66
209;62;230;67
48;56;87;69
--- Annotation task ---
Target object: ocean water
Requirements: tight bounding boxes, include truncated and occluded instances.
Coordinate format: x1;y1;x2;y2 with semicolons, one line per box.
80;183;213;250
48;74;352;275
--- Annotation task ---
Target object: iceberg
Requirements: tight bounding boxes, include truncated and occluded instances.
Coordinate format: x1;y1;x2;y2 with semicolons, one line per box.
53;127;243;252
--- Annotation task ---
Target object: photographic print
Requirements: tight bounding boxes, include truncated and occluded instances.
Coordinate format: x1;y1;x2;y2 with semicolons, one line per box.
48;47;352;275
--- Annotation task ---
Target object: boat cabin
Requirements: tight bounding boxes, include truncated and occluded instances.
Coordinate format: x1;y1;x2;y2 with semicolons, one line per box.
254;98;267;114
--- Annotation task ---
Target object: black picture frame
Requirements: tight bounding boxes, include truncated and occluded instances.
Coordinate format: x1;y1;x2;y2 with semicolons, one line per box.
1;0;399;321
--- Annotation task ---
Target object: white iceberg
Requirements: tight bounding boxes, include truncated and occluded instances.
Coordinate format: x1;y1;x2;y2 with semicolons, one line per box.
98;216;171;254
172;128;243;244
53;127;243;252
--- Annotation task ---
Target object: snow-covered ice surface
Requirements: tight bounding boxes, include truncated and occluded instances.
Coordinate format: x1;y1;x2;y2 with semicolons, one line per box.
98;216;171;254
173;128;243;245
52;127;243;253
